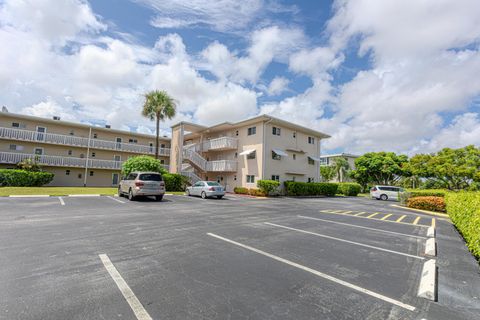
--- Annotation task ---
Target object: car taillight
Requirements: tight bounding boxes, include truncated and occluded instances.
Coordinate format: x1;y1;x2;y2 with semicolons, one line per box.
135;181;144;187
209;187;215;191
371;187;377;191
160;181;165;186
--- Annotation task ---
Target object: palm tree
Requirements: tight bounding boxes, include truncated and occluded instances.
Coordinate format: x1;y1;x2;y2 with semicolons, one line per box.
333;157;350;182
142;90;177;159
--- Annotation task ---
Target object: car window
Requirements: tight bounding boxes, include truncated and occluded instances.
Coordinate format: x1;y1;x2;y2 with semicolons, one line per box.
127;173;137;180
194;182;203;187
206;182;221;186
138;173;162;181
377;186;384;190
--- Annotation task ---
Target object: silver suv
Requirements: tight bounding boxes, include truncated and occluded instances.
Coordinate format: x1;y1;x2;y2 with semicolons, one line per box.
118;172;165;201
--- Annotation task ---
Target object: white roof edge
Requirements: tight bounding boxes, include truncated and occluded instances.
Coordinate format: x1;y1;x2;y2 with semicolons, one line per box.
272;148;288;157
239;149;256;155
319;153;360;158
308;155;321;161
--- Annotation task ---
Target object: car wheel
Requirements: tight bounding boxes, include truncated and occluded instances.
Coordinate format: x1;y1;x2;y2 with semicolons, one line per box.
155;195;163;202
217;195;223;199
380;194;388;201
128;189;136;201
201;192;207;199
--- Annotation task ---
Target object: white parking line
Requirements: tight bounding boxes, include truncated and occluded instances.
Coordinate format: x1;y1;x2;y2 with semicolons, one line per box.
207;233;416;311
107;196;126;204
297;215;427;239
99;254;152;320
58;197;65;206
264;222;424;260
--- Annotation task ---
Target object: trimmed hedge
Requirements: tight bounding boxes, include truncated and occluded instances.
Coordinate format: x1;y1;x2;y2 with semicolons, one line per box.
284;181;337;197
0;169;54;187
407;196;446;212
336;183;362;196
399;189;447;205
445;192;480;260
257;180;280;196
163;173;186;192
233;187;266;197
234;187;248;194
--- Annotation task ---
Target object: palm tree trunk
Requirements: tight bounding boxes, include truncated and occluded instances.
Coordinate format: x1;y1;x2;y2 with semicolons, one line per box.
155;116;160;159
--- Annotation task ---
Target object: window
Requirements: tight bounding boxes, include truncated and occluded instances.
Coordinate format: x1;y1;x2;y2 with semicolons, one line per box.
129;138;138;144
126;173;138;180
68;150;72;156
65;170;70;175
93;133;98;139
271;175;279;182
247;150;256;159
292;176;296;182
272;150;281;160
80;154;85;158
89;171;94;176
78;173;82;179
247;126;256;135
34;148;43;155
91;152;96;158
234;152;238;158
160;159;165;164
12;122;19;128
272;127;281;136
308;136;315;144
9;144;16;150
293;154;296;160
319;158;329;165
234;175;237;181
160;143;165;148
308;177;315;183
293;132;296;138
235;130;239;136
246;175;255;183
308;157;315;165
69;130;74;136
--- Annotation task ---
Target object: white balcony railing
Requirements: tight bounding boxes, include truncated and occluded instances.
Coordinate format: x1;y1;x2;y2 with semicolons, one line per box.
0;127;170;156
202;137;238;151
205;160;237;172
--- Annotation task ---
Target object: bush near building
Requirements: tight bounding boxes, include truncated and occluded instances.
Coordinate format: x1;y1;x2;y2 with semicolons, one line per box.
0;169;54;187
445;192;480;260
233;187;266;197
234;187;249;194
257;180;280;196
336;183;362;196
399;189;446;205
121;156;167;176
163;173;187;192
406;196;446;212
284;181;337;196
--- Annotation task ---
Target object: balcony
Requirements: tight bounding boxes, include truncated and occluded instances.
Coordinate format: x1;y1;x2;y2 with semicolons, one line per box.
0;151;170;171
0;127;170;156
202;137;238;151
205;160;237;172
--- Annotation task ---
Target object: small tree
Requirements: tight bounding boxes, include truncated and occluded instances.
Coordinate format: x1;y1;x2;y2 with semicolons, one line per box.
333;157;350;182
257;180;280;196
121;156;167;176
17;158;42;172
320;166;336;182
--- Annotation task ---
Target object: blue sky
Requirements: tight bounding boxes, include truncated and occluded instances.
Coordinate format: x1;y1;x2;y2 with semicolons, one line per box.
1;0;479;155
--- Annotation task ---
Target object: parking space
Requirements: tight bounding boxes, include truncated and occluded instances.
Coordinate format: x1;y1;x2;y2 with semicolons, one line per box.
1;195;479;319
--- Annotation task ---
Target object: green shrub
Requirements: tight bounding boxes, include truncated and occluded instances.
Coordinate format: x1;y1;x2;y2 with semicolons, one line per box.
248;188;266;197
121;156;167;176
445;192;480;260
407;196;446;212
234;187;248;194
163;173;186;192
16;158;42;172
257;180;280;196
0;169;54;187
400;189;447;205
284;181;337;196
336;183;362;196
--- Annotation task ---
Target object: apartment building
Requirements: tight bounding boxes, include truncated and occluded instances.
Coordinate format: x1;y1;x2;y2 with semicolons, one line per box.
319;153;359;182
0;110;170;186
170;115;330;192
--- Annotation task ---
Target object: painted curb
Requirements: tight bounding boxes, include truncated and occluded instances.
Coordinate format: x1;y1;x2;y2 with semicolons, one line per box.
390;204;449;219
427;226;435;238
418;259;436;301
425;238;436;256
67;194;101;197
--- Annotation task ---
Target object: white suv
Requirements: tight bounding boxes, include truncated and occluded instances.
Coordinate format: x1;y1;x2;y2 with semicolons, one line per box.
370;185;404;201
118;172;165;201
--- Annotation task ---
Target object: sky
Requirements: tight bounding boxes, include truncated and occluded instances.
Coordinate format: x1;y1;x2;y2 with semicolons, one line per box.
1;0;479;155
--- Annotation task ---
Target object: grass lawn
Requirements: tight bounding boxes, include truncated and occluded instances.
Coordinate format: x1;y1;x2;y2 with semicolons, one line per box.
0;187;118;196
0;187;186;196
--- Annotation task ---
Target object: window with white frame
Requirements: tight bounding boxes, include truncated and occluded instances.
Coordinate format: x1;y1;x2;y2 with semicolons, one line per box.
247;150;256;159
308;157;315;165
9;144;17;150
68;150;72;156
247;127;256;135
308;177;315;183
293;154;296;160
272;150;281;160
93;133;98;139
34;148;43;155
65;170;70;175
246;175;255;183
90;171;94;176
272;126;281;136
308;136;315;144
271;175;280;182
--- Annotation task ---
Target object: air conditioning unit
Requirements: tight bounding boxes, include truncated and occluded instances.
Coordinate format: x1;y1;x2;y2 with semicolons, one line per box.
105;125;111;129
53;116;61;120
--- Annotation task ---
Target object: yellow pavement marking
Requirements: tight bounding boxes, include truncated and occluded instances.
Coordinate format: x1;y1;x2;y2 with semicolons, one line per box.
431;218;436;228
331;210;346;213
367;212;380;218
342;211;353;214
396;215;407;223
412;216;421;225
354;212;367;216
381;214;393;220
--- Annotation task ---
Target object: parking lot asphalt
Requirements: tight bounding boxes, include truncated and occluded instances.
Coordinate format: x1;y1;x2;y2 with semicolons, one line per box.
0;195;479;320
